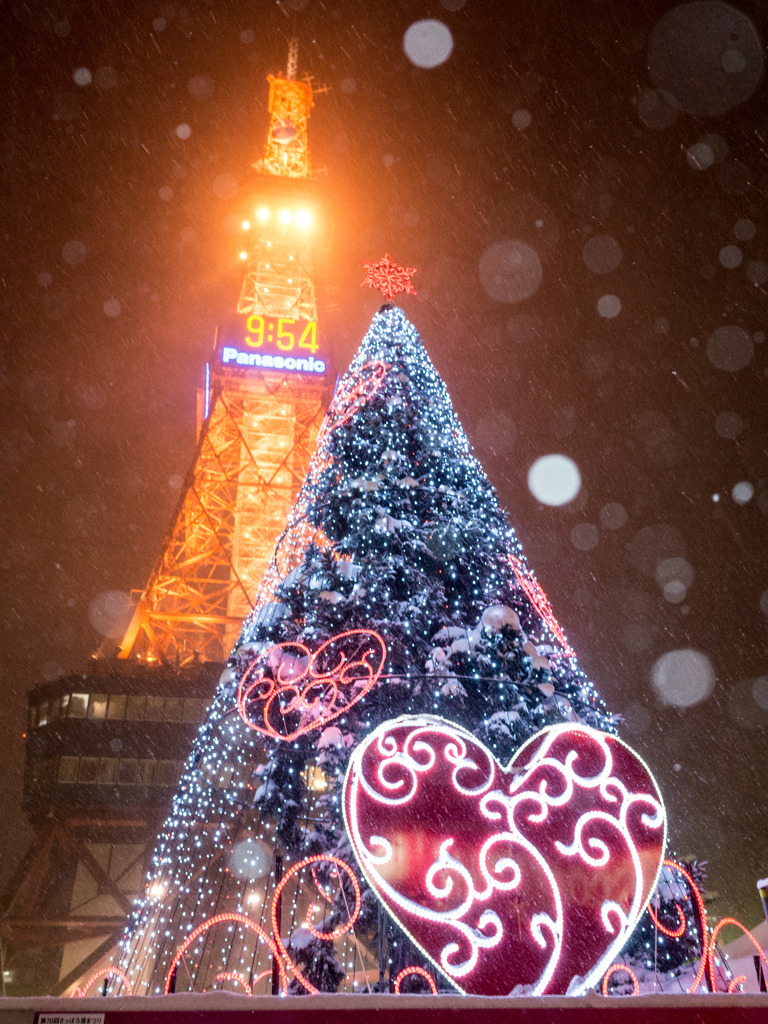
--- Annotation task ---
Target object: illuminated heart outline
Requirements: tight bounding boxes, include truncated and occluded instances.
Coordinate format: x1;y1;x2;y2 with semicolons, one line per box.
237;629;387;742
343;716;666;996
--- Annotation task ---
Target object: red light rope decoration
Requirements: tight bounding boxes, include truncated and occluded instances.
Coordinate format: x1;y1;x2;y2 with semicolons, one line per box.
237;628;387;741
394;965;438;994
507;554;575;658
69;966;133;998
212;971;253;995
164;912;284;995
271;854;362;994
648;896;687;938
310;860;338;900
653;859;709;993
361;254;417;301
728;975;747;993
707;917;768;994
316;360;389;448
600;963;640;996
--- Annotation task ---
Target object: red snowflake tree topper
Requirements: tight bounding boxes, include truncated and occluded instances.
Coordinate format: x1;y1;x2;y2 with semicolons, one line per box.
362;253;417;301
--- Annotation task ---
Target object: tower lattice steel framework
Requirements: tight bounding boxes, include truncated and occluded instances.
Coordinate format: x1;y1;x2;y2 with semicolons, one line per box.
119;53;329;664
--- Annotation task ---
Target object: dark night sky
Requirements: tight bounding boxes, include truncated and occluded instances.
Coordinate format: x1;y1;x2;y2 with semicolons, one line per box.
1;0;767;933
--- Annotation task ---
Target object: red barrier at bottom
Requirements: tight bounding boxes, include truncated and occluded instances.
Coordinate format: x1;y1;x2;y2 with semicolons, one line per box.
0;992;762;1024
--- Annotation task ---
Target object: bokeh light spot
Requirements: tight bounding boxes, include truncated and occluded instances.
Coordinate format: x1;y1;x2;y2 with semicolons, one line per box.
187;74;215;101
597;294;621;318
706;325;753;371
721;47;747;73
746;260;768;286
752;676;768;710
62;240;86;265
94;67;118;89
715;411;743;438
656;557;694;603
88;591;133;639
600;502;628;530
732;481;754;504
734;218;756;240
582;235;622;274
648;1;763;116
570;523;598;550
727;678;768;730
719;244;742;268
479;240;542;303
213;174;239;200
637;88;679;129
528;454;581;506
651;649;715;707
403;20;454;69
655;556;695;589
686;142;715;170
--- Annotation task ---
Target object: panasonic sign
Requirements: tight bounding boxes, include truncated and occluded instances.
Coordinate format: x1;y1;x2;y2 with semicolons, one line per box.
220;346;326;375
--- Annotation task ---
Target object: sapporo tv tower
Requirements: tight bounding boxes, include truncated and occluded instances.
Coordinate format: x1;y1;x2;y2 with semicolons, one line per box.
121;41;330;662
0;44;332;996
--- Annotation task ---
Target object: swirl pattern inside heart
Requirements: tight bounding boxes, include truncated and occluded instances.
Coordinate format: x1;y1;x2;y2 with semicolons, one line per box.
236;629;386;741
343;716;666;995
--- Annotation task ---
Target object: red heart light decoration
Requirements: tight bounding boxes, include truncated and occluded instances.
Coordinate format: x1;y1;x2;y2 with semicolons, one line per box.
343;716;666;996
237;629;386;742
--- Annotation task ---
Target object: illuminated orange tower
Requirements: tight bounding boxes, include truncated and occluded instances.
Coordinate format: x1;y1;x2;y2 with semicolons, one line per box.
119;44;330;664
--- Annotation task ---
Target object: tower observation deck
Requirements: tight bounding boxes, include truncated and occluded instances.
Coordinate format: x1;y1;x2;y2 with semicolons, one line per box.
1;49;332;996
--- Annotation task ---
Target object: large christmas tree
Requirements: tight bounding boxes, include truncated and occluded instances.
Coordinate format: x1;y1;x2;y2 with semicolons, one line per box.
113;302;620;997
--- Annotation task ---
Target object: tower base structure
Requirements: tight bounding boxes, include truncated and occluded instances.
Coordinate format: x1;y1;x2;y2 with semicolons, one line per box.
0;662;221;997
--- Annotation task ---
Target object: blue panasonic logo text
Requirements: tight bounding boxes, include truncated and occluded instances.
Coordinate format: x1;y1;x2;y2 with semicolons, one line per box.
220;346;326;375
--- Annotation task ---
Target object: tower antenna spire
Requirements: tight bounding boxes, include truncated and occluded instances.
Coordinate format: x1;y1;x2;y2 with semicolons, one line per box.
286;36;299;81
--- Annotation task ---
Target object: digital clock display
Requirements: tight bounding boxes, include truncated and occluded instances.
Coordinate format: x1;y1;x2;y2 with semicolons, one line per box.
216;314;327;376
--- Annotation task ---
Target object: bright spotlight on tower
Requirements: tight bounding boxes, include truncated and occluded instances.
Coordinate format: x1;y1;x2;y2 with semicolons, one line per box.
295;209;312;230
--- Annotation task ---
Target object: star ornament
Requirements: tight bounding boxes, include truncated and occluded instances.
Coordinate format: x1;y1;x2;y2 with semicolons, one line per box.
361;253;417;301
